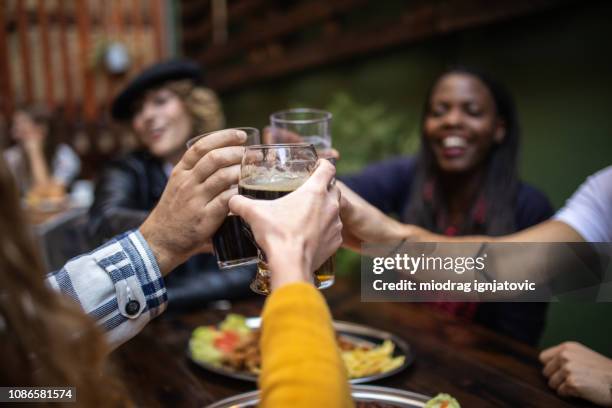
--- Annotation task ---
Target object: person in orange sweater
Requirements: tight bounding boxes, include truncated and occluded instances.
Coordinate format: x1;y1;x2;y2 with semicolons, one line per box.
230;160;354;408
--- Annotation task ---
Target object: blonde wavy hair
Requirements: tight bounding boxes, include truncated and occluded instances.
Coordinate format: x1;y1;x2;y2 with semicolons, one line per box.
165;80;225;135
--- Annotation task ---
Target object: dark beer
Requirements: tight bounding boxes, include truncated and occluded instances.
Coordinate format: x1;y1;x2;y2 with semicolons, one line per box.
187;127;262;270
212;215;258;268
239;177;335;293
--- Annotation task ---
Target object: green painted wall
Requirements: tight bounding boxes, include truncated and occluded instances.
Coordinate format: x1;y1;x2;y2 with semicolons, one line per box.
220;2;612;354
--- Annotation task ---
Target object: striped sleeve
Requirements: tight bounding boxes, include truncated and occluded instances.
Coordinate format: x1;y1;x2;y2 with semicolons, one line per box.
45;229;167;350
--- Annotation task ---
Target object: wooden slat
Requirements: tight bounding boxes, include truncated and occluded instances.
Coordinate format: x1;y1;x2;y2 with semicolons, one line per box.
114;0;125;34
131;0;144;71
3;10;152;30
103;1;126;111
16;0;33;103
196;0;368;65
180;0;210;17
102;2;113;110
181;0;264;44
58;0;74;119
0;3;14;119
38;0;55;107
75;0;95;120
211;0;228;45
201;0;570;92
151;0;165;60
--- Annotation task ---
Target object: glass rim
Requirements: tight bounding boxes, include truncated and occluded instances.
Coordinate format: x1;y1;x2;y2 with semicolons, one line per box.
270;108;332;125
186;127;260;148
245;142;315;150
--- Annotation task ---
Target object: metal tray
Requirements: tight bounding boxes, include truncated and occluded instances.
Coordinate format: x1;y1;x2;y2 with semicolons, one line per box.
206;385;430;408
189;317;413;384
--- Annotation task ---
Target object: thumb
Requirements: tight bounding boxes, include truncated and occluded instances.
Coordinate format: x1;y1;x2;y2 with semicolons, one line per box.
228;195;253;219
304;159;336;192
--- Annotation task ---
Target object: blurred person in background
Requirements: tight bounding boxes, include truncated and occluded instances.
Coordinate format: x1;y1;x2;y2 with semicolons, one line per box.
87;59;253;311
341;66;553;345
4;104;81;202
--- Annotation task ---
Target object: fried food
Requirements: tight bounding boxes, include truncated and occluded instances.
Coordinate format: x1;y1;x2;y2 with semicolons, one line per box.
190;314;405;379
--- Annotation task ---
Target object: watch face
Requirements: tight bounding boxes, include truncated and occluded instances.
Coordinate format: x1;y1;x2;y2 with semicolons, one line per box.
105;42;130;74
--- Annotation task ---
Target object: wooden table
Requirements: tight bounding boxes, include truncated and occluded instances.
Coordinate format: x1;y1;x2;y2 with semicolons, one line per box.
112;276;594;407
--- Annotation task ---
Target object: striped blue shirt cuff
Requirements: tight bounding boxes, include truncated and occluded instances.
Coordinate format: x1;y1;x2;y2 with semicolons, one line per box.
116;229;168;317
47;229;167;348
92;230;168;326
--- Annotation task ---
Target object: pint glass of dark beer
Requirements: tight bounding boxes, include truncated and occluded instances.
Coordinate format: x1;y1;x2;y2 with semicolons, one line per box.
240;143;336;295
186;128;260;269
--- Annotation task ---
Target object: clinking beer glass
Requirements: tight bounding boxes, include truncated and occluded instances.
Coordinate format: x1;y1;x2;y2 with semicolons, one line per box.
186;128;260;269
268;108;335;161
240;143;336;295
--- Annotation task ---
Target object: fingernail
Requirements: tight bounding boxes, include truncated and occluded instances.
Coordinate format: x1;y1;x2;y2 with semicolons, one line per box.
236;130;247;142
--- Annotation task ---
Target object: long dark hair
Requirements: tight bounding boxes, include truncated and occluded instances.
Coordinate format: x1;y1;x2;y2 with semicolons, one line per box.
404;66;520;236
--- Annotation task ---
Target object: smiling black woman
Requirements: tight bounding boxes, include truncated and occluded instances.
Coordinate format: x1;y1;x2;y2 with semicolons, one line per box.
341;66;553;345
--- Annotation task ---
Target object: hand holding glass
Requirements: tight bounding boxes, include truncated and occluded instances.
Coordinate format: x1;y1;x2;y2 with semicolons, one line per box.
186;128;260;269
240;144;336;294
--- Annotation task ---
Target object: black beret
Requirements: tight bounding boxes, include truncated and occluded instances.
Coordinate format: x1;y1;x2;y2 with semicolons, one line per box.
111;59;203;121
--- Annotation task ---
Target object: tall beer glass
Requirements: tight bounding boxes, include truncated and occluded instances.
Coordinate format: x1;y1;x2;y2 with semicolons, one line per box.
268;109;333;159
240;143;336;294
186;128;260;269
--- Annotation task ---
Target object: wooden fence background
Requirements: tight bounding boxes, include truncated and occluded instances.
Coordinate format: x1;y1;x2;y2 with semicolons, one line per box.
1;0;575;176
179;0;572;92
0;0;171;176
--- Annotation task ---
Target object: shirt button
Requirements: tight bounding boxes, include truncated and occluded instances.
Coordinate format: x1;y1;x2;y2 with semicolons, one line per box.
125;300;140;316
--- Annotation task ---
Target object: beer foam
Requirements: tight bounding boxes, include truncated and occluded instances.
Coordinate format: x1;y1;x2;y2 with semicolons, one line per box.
239;174;308;192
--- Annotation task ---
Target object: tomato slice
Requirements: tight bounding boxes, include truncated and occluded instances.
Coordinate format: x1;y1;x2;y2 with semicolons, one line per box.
214;330;240;353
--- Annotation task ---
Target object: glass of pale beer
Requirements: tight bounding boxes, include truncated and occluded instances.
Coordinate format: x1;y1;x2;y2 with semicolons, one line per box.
239;143;336;294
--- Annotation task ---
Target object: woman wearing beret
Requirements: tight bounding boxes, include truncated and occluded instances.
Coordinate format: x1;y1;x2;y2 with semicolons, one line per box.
88;59;254;310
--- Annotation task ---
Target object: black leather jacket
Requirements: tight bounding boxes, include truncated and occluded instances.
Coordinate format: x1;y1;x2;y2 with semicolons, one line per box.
88;150;254;311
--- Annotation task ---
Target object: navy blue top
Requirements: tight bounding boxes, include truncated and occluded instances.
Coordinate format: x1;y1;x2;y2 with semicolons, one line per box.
342;156;553;231
341;156;555;345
